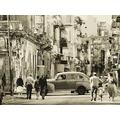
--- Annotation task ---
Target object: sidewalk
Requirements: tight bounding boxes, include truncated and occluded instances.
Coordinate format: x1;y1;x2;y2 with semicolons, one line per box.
2;87;120;105
2;93;120;105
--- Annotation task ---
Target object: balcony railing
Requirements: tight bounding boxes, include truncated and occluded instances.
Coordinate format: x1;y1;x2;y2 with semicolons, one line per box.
0;21;22;32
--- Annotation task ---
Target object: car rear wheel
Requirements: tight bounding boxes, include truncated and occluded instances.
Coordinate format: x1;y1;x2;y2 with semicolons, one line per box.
77;86;86;95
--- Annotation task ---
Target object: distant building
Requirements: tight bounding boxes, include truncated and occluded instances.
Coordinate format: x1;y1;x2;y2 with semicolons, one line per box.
97;21;111;36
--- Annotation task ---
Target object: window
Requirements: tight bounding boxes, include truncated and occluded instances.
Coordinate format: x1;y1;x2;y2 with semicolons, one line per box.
56;75;66;80
67;74;75;79
79;75;83;79
0;15;7;21
78;75;84;81
67;74;78;80
61;75;66;79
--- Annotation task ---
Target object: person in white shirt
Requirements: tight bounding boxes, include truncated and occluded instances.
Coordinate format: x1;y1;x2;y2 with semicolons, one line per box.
90;72;100;101
25;74;34;99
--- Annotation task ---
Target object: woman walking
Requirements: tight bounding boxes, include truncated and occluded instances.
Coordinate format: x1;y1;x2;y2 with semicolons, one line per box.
107;72;117;102
16;75;24;96
34;76;40;100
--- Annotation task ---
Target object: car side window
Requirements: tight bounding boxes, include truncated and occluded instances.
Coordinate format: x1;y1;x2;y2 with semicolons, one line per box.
56;75;62;80
61;75;66;80
56;75;66;80
67;74;76;80
70;74;75;79
79;75;84;81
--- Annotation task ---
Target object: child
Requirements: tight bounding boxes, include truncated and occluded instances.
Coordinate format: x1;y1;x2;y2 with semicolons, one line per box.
98;82;104;101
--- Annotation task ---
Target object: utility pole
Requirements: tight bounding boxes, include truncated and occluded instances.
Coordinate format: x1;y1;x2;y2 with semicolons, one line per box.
7;15;14;96
43;15;45;33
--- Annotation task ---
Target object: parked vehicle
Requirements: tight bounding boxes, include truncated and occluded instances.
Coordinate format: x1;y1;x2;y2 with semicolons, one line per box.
47;72;90;95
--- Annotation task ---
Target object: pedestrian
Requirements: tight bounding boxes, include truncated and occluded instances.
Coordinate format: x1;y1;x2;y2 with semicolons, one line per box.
107;72;117;102
1;73;6;92
98;82;104;101
25;74;34;100
90;72;101;101
39;75;48;100
0;73;6;105
0;82;4;105
16;75;24;96
34;76;40;100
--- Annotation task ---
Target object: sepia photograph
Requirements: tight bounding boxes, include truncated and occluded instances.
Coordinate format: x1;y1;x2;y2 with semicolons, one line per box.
0;15;120;105
1;1;120;120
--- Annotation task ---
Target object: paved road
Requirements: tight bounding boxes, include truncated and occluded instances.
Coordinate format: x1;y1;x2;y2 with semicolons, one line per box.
2;91;120;105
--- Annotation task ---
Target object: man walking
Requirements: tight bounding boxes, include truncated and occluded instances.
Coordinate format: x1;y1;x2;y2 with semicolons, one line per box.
25;74;34;99
39;75;48;100
34;76;40;100
90;72;100;101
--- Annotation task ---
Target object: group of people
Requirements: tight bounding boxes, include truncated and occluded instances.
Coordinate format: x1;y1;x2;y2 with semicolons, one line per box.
33;75;47;100
90;72;117;102
16;74;48;100
0;71;118;104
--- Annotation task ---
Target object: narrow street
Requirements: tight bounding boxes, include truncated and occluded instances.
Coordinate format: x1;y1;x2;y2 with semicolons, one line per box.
1;2;120;120
3;91;120;105
1;15;120;105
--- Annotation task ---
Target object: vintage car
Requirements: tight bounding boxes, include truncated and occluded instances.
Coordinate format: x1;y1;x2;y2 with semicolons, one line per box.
47;72;90;95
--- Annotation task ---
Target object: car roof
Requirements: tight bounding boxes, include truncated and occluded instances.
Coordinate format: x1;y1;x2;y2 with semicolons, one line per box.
55;72;89;79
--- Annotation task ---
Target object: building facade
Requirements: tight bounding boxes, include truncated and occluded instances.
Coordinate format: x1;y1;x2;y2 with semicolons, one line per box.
0;15;43;92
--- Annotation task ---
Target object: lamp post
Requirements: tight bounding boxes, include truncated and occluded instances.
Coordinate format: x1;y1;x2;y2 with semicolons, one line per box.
7;15;14;96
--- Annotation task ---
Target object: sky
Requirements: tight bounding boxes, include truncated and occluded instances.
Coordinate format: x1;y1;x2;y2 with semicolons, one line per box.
78;15;112;25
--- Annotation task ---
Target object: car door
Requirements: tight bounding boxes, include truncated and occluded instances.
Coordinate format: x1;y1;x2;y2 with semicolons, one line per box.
53;74;67;90
76;74;90;90
66;74;76;89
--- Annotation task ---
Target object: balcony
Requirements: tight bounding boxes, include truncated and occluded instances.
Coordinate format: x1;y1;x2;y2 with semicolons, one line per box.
0;21;22;33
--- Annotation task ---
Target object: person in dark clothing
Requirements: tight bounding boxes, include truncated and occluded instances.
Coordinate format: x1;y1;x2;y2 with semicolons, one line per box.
16;76;24;96
2;73;6;92
0;85;4;105
39;75;48;100
34;76;40;100
16;76;24;87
